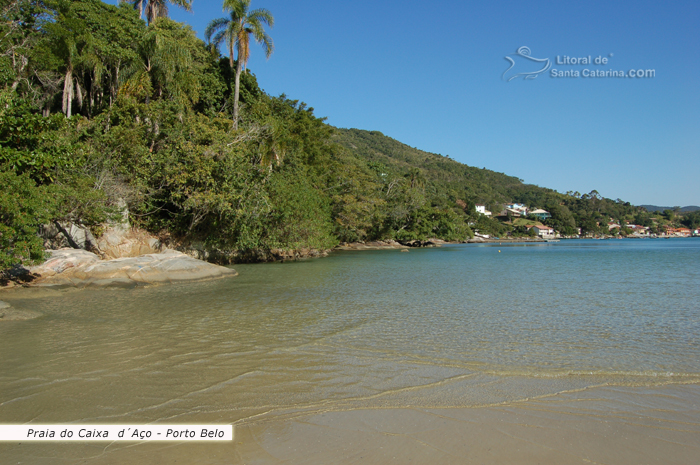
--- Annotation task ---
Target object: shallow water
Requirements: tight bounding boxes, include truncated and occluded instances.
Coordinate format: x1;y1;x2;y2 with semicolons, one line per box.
1;239;699;463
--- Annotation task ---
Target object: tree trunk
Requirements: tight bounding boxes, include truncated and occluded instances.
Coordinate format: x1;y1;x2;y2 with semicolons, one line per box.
75;80;84;112
233;50;243;130
10;55;27;92
53;221;81;249
111;63;120;107
62;66;73;118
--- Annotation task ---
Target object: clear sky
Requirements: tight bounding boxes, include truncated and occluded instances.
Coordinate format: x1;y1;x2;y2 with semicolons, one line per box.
107;0;700;207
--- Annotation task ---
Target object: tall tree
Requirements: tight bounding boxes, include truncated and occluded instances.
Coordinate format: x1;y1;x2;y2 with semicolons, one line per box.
43;2;97;118
120;19;201;106
121;0;192;25
205;0;273;130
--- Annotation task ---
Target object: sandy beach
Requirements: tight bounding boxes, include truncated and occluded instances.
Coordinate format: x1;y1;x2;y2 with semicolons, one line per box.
3;384;697;464
231;384;699;465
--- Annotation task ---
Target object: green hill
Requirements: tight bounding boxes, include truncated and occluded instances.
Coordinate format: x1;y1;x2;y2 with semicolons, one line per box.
641;205;700;213
331;128;655;238
333;128;528;212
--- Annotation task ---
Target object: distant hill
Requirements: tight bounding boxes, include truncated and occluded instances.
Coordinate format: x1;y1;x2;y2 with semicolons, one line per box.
333;128;649;237
641;205;700;213
335;129;691;217
333;128;545;209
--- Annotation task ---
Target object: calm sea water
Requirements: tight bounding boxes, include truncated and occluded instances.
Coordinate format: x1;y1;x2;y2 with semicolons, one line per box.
1;239;699;426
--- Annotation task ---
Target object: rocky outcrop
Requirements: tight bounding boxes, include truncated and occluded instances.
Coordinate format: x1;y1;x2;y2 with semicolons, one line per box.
178;243;329;264
336;239;453;250
39;222;99;251
41;221;163;260
29;248;237;288
37;198;162;261
96;227;163;259
335;240;408;251
266;248;329;261
398;238;446;248
0;301;42;321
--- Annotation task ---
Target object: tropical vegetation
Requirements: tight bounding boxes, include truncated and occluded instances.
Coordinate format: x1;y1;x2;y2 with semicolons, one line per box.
205;0;273;130
123;0;192;25
0;0;693;271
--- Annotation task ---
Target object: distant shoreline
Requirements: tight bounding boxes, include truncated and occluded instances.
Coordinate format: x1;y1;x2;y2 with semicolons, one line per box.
334;235;697;252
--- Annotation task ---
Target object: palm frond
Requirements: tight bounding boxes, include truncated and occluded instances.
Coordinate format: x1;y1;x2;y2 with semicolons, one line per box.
247;16;273;58
223;0;250;18
171;0;193;12
248;8;274;27
119;69;153;100
205;17;229;42
138;0;192;24
211;30;228;49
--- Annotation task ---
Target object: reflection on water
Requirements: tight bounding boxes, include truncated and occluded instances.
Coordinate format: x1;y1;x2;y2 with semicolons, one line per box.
1;239;699;429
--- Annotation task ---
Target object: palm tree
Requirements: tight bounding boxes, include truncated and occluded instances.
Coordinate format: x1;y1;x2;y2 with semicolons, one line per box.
404;168;425;189
206;0;273;130
119;21;196;105
122;0;193;25
46;8;98;118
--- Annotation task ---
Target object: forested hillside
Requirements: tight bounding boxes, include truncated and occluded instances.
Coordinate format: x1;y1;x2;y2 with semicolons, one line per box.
334;129;670;237
0;1;688;270
335;128;525;209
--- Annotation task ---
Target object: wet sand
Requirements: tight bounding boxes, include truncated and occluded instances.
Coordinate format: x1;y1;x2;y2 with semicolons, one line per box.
2;384;698;464
230;384;700;465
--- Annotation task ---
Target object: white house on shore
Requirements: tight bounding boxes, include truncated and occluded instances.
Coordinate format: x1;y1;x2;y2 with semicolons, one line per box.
475;205;492;216
530;225;555;239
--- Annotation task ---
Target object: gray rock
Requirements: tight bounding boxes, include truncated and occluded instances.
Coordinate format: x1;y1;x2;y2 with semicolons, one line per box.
29;249;237;288
39;222;99;251
335;241;408;251
96;227;163;259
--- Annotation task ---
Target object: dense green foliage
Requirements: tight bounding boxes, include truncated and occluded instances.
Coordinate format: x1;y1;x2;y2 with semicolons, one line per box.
0;0;693;268
0;169;51;268
681;211;700;229
334;129;675;237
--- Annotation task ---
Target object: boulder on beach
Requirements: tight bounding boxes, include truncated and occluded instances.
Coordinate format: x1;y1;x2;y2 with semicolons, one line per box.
29;248;237;288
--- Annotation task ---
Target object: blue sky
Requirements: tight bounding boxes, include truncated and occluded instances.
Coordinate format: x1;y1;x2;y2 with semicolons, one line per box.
107;0;699;207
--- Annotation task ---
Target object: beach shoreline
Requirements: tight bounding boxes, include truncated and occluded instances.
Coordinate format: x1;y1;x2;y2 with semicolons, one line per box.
3;383;697;464
228;382;700;465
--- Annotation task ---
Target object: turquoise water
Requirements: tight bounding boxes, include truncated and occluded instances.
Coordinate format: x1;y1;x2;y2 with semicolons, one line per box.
1;239;699;426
